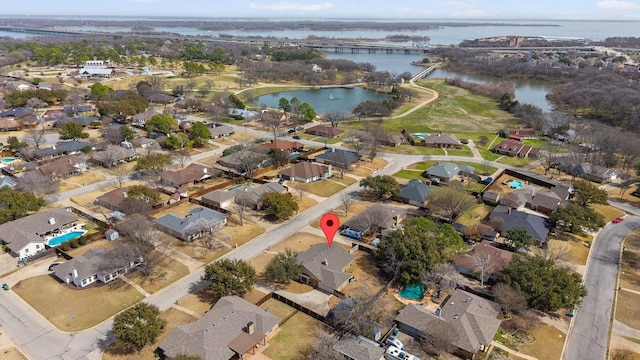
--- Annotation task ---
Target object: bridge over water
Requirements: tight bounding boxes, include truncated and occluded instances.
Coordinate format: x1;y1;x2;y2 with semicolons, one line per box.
0;26;81;36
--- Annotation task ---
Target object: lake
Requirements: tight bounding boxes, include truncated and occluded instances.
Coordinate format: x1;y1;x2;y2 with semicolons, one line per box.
428;68;556;112
254;87;390;114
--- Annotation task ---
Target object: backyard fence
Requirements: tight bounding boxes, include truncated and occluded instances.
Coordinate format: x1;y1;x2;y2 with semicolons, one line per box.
271;292;329;324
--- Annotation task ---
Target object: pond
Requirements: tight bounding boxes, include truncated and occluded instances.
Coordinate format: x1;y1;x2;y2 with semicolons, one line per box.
428;68;556;112
254;87;390;115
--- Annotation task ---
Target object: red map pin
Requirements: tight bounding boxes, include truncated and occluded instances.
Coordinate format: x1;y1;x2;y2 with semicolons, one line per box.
320;213;340;248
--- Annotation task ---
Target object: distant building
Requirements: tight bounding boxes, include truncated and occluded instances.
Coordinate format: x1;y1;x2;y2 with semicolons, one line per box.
154;207;227;241
53;246;142;287
423;162;475;183
298;243;354;293
305;125;344;138
279;162;332;183
492;139;539;158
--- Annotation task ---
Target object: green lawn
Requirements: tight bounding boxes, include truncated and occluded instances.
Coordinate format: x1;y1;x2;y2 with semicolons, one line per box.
263;313;326;360
307;179;347;197
127;253;190;294
446;147;474;157
496;156;535;167
393;169;425;180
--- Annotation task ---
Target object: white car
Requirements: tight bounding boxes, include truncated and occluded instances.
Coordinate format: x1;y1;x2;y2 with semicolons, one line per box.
385;336;405;351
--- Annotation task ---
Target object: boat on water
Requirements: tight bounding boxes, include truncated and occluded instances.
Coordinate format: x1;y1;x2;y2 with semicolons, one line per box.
329;93;335;100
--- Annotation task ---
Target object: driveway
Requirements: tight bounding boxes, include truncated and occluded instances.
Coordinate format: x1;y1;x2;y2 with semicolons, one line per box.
563;216;640;360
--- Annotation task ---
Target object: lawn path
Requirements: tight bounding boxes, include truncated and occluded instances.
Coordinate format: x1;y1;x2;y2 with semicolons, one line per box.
490;341;539;360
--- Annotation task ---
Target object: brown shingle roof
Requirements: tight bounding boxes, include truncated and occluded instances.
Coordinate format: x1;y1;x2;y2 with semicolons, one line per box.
279;162;330;180
159;296;280;360
161;163;219;187
305;124;344;137
257;139;304;151
452;240;514;278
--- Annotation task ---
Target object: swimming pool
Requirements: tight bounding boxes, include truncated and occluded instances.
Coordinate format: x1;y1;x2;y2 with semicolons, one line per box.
289;153;300;159
47;231;86;247
509;180;524;189
227;184;245;192
399;284;425;300
412;133;429;140
1;157;15;163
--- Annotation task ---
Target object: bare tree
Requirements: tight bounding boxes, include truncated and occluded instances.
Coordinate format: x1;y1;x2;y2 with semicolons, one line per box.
183;217;224;243
236;148;267;179
92;144;131;168
544;241;571;262
362;122;384;163
230;193;251;226
112;164;129;188
23;128;46;149
291;181;310;202
500;192;524;209
539;141;562;175
295;331;341;360
426;183;475;222
488;217;507;234
470;253;494;286
175;148;191;168
16;171;59;195
118;214;172;276
103;125;125;145
264;115;283;141
493;283;528;315
419;322;459;356
349;205;394;236
324;109;345;128
424;263;466;292
339;192;354;216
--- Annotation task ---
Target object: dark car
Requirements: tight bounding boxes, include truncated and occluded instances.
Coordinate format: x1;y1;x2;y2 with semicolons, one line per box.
296;126;304;130
288;129;295;133
48;263;61;271
293;135;301;140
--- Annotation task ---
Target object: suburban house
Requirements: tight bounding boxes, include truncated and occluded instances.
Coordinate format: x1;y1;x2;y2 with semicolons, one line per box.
279;162;332;183
71;116;99;127
0;175;16;189
160;163;219;188
397;179;431;207
217;150;267;174
258;110;289;125
0;208;81;260
201;183;288;210
573;162;620;183
38;155;87;180
395;289;501;359
78;60;114;78
375;132;403;147
315;148;362;168
509;187;566;214
158;296;281;360
32;141;95;160
209;124;235;139
154;207;227;241
492;139;540;158
95;185;162;215
489;205;550;244
53;246;143;287
508;127;536;139
422;133;461;148
131;109;162;127
0;107;34;118
90;145;138;168
305;124;345;138
256;139;305;153
0;118;21;131
297;243;355;294
343;204;405;238
332;334;385;360
63;105;94;116
423;162;476;183
452;240;514;281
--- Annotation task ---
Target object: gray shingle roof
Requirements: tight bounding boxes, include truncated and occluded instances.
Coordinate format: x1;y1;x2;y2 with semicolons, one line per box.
53;245;138;284
159;296;281;360
316;149;362;166
395;289;501;355
424;162;475;181
298;243;354;292
0;208;80;253
489;205;550;241
154;207;227;238
333;334;385;360
399;179;430;204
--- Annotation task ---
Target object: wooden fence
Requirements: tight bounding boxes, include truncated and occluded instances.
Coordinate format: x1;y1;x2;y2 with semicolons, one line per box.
271;292;328;324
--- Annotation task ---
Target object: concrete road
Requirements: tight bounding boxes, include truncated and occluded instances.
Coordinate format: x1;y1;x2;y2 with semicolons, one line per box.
563;215;640;360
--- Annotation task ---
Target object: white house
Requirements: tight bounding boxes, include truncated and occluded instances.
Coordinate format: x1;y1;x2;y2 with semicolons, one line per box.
53;246;143;287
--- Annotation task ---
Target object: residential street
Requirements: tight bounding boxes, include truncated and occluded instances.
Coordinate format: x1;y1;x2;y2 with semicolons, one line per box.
563;215;640;360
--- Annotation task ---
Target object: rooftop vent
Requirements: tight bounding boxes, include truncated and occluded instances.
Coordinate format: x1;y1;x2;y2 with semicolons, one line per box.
48;217;56;225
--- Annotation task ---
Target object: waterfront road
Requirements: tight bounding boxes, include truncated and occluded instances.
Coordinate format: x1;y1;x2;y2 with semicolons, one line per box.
563;215;640;360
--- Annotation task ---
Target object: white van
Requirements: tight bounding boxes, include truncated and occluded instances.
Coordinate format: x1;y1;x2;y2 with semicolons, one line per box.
385;336;405;351
385;346;420;360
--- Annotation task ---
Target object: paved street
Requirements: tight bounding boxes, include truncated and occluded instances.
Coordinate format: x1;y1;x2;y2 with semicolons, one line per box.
563;215;640;360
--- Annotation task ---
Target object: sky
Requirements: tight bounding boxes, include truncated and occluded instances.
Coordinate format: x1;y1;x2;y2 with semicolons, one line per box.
3;0;640;20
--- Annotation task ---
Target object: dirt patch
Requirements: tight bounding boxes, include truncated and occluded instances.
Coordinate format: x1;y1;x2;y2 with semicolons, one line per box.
270;232;326;253
0;348;27;360
127;253;190;294
620;230;640;292
341;251;386;298
150;201;204;218
309;200;370;228
590;203;625;221
263;312;327;360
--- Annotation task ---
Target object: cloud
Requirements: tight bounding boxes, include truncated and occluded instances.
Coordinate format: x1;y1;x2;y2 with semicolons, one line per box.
393;7;413;13
597;0;640;9
249;2;334;11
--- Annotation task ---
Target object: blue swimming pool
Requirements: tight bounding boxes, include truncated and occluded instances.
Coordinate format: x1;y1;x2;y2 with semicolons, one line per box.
399;284;425;300
412;133;428;140
289;153;301;159
509;180;523;189
47;231;86;247
1;157;15;163
227;184;244;192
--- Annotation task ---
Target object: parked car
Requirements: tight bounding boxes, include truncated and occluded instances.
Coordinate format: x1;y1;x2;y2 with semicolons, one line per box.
613;217;624;223
48;263;61;271
292;135;301;140
296;126;304;130
288;129;295;133
385;336;405;351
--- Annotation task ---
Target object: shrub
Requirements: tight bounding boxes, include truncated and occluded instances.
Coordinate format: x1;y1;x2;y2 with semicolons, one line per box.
69;238;79;248
60;242;71;251
77;236;87;246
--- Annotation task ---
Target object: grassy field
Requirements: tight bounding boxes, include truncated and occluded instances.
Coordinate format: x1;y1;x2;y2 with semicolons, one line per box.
0;347;27;360
393;169;424;180
456;203;494;227
341;252;387;298
307;178;349;197
620;230;640;292
616;290;640;330
13;276;143;331
518;325;566;360
263;313;326;360
260;298;297;320
127;253;190;294
102;308;198;360
591;204;625;221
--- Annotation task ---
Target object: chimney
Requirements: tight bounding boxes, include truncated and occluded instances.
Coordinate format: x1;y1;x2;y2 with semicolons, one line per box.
321;259;328;266
203;168;207;174
123;192;128;198
331;148;335;153
52;145;56;150
72;268;78;280
48;217;56;225
247;321;255;334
